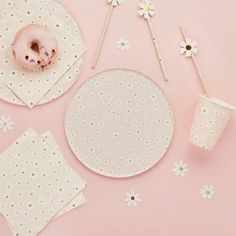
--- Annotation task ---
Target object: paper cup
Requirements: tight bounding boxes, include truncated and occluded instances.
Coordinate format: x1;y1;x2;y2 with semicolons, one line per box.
190;95;235;150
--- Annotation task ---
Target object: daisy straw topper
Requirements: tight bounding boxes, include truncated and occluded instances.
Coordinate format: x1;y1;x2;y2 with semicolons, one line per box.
179;26;210;97
179;38;198;58
108;0;124;6
138;0;168;81
138;0;155;19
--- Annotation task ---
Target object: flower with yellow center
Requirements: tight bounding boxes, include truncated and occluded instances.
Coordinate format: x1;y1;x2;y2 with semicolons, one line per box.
138;0;155;20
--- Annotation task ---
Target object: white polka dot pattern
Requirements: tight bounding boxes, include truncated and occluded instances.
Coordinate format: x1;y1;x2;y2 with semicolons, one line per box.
9;131;86;236
65;69;174;178
39;59;83;105
10;193;86;236
0;0;85;108
0;130;86;236
0;58;83;106
190;95;234;150
0;0;18;19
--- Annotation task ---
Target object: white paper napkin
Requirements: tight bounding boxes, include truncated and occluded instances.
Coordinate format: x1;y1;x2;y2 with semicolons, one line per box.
0;130;86;236
0;57;83;106
0;0;18;19
9;194;86;236
8;130;86;236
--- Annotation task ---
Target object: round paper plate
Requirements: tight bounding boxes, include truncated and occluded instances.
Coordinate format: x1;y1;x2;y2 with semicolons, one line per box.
0;0;85;106
65;69;174;178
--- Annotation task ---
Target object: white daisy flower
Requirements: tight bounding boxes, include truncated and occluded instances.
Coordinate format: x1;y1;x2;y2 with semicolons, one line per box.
116;37;130;51
200;185;215;199
0;116;14;133
125;190;141;207
172;160;189;177
138;0;155;20
179;38;198;57
108;0;123;6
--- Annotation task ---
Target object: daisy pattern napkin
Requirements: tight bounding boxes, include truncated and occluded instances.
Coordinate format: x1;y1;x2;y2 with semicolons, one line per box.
0;129;86;236
0;0;85;108
0;0;18;19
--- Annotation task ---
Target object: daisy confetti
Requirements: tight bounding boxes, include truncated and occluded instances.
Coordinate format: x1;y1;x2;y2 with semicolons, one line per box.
92;0;124;69
200;185;215;199
116;37;130;51
172;160;189;177
138;0;168;81
0;116;14;133
125;191;141;207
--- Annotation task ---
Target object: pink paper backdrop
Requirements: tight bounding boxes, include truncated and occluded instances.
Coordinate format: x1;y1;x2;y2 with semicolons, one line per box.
0;0;236;235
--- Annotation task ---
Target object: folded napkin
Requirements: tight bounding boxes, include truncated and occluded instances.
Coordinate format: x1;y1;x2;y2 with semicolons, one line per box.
0;129;86;236
0;0;85;108
0;57;83;106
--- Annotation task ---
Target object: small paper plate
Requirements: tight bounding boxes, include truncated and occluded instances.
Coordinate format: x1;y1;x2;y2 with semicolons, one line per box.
65;69;174;178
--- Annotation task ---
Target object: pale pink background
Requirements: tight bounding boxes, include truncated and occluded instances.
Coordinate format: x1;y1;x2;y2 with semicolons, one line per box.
0;0;236;235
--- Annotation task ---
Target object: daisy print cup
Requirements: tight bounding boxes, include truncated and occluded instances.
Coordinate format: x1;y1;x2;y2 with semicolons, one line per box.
190;95;235;150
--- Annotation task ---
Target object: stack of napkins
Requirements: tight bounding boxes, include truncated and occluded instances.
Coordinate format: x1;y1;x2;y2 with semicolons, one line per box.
0;0;85;108
0;129;86;236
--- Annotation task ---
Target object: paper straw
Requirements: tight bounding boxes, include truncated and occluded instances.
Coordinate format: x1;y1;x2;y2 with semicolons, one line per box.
180;26;211;97
147;18;168;81
92;4;114;69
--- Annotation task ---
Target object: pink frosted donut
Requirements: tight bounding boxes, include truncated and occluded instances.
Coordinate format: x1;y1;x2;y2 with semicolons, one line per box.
13;24;59;71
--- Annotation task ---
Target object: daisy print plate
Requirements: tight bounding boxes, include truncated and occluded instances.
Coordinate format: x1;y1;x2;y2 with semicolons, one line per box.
65;69;174;178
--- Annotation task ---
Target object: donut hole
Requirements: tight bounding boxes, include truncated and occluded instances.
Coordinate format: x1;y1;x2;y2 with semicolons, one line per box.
52;49;56;56
30;41;40;54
